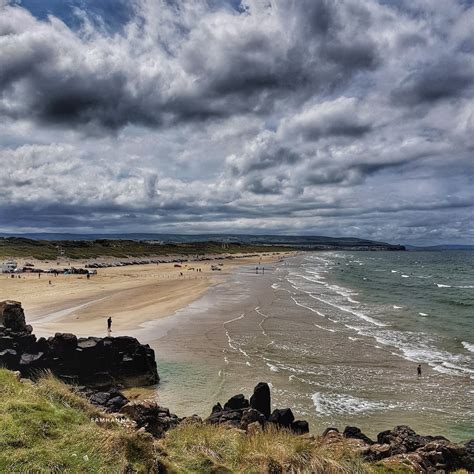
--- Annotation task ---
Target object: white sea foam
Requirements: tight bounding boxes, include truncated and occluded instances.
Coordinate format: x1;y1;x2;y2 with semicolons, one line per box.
223;313;245;325
266;363;279;372
312;392;392;416
393;305;402;309
391;270;398;273
308;293;386;327
436;283;451;288
401;274;409;278
462;341;474;353
314;323;336;333
419;312;428;316
290;296;325;317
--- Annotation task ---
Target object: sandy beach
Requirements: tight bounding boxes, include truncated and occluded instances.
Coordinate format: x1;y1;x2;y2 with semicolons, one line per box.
0;253;287;337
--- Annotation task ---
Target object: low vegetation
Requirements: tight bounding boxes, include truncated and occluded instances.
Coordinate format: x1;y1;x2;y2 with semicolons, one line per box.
0;237;291;260
160;422;375;473
0;368;431;473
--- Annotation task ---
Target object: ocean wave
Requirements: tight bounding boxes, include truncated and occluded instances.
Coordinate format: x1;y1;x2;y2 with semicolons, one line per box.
290;296;325;317
462;341;474;353
372;330;472;377
419;312;428;316
308;293;386;327
436;283;451;288
401;274;409;278
312;392;393;416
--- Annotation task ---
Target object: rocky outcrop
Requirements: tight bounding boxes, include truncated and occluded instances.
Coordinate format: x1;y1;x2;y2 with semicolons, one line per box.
324;424;474;472
0;301;159;388
206;382;309;435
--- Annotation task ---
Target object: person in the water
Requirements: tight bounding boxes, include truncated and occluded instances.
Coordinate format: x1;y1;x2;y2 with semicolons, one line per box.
417;364;422;376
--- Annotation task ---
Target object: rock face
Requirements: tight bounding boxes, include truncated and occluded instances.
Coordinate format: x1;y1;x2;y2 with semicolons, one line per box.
206;382;309;434
0;301;159;388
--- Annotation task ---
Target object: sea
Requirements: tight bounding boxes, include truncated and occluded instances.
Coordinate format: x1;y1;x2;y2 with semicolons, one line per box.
141;251;473;442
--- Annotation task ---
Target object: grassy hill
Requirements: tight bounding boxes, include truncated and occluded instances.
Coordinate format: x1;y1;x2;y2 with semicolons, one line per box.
0;237;290;260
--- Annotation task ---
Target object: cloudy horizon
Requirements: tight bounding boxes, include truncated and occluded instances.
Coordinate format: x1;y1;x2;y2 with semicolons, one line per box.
0;0;473;245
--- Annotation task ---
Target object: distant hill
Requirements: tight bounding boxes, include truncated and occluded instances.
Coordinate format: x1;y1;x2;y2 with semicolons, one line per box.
0;234;404;259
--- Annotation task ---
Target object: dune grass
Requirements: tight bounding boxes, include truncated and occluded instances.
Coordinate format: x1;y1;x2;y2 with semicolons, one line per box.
159;422;389;474
0;369;156;473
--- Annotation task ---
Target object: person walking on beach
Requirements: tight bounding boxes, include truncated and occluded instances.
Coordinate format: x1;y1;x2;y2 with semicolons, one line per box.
107;316;112;332
417;364;422;376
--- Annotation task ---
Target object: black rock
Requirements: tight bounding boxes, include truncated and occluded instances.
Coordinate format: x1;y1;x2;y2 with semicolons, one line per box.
250;382;271;419
240;408;266;429
0;300;159;388
291;420;309;435
377;425;435;453
89;391;112;406
0;301;28;332
343;426;374;445
269;408;294;427
0;348;19;368
223;394;249;410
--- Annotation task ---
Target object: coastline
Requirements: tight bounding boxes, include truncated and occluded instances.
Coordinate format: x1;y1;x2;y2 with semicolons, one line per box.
0;252;291;337
126;252;473;443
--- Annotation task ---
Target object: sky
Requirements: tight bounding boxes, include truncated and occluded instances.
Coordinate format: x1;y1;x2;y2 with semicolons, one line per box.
0;0;473;245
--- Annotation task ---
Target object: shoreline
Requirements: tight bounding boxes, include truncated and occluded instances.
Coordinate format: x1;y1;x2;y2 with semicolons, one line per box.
0;252;292;337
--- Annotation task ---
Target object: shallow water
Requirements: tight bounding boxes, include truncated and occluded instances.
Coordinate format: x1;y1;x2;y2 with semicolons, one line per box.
145;251;473;442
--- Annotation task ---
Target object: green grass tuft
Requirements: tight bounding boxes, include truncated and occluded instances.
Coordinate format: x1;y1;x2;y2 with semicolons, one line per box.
0;369;156;473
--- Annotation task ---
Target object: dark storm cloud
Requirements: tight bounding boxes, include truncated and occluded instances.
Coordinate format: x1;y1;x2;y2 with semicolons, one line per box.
392;57;474;105
0;0;379;130
0;0;473;245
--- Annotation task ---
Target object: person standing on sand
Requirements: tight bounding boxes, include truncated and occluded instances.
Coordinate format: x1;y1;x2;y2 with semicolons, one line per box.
107;316;112;332
417;364;422;376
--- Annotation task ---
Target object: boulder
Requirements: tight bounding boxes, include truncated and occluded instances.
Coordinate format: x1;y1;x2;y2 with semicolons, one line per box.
343;426;374;445
240;408;266;430
0;301;29;332
364;443;392;461
249;382;271;419
269;408;294;427
0;348;19;368
223;394;249;411
49;333;77;355
291;420;309;435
